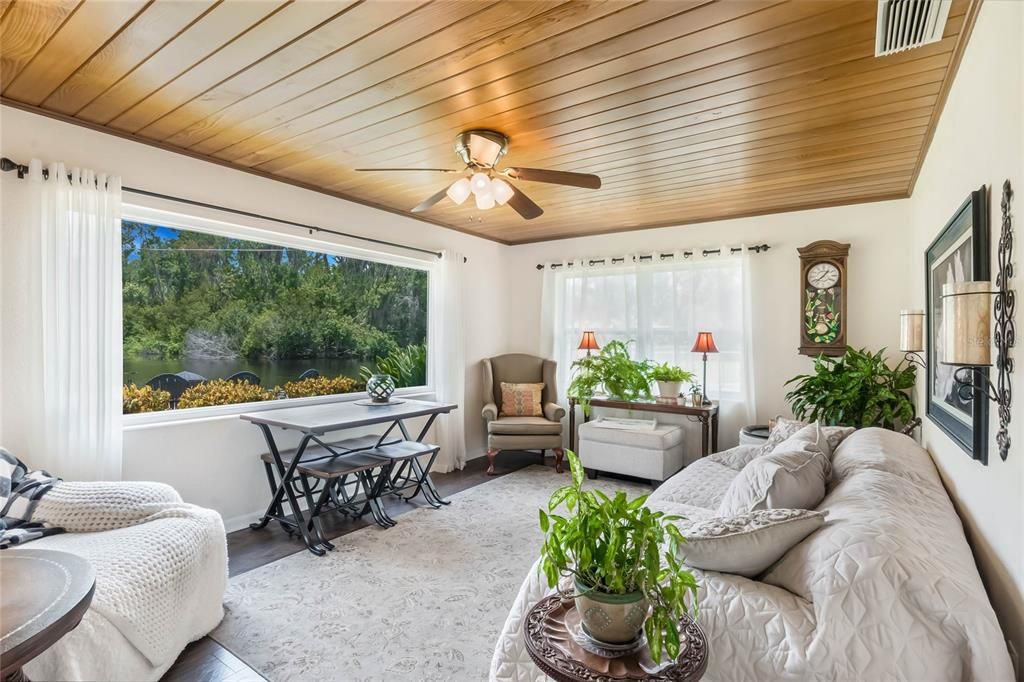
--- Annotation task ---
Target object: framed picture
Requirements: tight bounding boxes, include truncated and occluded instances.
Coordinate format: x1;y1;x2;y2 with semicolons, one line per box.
925;186;990;464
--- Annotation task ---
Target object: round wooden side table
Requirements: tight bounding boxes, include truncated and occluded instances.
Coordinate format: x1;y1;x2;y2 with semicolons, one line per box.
1;549;95;682
523;594;708;682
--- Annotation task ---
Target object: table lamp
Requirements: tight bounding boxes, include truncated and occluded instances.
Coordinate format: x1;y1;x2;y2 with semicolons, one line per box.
691;331;718;405
578;331;600;356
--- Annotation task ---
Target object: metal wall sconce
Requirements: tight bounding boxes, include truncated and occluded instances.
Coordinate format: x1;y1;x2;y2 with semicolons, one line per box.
940;180;1015;461
899;309;926;368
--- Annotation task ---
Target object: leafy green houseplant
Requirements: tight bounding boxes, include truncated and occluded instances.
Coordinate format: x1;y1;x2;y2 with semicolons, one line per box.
538;452;699;662
650;362;696;399
784;346;916;429
567;340;653;414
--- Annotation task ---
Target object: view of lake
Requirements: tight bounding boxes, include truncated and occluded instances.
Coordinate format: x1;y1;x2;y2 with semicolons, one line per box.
123;356;372;388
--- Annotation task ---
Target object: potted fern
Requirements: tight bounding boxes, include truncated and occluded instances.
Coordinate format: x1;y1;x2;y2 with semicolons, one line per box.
538;451;699;662
567;340;653;415
784;346;916;429
650;362;695;399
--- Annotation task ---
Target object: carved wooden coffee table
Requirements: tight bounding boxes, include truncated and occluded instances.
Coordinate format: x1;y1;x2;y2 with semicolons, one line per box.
523;595;708;681
1;549;95;682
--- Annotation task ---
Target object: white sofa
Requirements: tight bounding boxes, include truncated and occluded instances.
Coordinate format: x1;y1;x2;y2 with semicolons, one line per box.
17;481;227;681
491;428;1014;681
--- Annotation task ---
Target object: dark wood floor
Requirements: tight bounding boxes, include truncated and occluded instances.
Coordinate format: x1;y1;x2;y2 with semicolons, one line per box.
161;450;550;682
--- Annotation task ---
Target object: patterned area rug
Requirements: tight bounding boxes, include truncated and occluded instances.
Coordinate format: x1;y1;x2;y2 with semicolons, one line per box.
212;466;648;682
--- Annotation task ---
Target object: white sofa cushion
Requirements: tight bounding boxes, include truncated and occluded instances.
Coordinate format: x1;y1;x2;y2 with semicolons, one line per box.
718;425;831;513
678;508;827;578
647;456;738;510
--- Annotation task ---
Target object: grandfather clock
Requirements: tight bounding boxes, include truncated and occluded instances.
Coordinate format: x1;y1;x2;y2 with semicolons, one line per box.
798;240;850;357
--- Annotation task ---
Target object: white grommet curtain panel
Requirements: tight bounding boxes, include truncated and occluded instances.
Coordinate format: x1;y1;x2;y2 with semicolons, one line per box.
539;249;756;453
0;160;123;480
428;249;466;472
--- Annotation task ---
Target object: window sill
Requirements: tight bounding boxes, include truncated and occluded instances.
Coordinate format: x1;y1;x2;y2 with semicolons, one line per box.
122;386;435;430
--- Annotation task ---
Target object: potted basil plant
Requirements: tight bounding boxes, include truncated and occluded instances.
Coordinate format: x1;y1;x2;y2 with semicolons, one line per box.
538;451;699;662
650;362;695;399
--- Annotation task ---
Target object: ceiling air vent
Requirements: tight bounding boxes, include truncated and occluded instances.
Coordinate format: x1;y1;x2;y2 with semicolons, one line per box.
875;0;952;56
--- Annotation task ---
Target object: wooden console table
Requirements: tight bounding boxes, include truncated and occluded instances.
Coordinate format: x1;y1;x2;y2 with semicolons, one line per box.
568;398;719;457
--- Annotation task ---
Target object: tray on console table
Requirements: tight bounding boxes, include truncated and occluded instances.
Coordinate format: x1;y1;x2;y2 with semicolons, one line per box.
523;594;707;682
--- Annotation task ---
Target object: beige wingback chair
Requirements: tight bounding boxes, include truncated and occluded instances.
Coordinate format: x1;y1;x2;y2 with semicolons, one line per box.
481;354;566;475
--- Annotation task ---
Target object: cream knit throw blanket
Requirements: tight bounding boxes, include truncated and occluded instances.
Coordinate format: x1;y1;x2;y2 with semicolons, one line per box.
33;481;227;666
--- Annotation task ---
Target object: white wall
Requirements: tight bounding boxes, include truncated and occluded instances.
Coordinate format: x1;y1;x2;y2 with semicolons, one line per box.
905;0;1024;665
502;199;913;433
0;106;509;529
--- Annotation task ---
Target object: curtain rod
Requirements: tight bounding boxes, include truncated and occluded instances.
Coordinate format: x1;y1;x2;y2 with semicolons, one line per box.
535;244;771;270
0;157;445;260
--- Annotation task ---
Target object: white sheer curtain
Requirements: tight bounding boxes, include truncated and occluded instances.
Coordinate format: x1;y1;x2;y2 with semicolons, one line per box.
540;250;756;449
0;160;123;480
428;249;466;472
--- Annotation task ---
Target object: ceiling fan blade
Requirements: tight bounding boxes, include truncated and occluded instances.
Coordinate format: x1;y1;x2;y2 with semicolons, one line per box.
506;183;544;220
411;186;451;213
504;167;601;189
354;167;460;173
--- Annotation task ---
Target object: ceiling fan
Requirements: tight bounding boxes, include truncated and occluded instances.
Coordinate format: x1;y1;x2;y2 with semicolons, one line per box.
355;129;601;220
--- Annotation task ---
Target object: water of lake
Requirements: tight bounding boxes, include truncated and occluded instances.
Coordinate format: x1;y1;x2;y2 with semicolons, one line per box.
123;356;372;388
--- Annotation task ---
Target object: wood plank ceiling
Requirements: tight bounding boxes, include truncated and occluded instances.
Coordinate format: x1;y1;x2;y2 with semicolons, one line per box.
0;0;977;244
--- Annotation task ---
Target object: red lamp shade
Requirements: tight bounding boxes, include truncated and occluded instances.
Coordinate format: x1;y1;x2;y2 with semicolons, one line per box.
578;331;600;351
691;331;719;354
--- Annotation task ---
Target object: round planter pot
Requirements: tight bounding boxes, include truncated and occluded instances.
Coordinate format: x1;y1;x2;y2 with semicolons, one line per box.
574;579;649;645
656;380;684;399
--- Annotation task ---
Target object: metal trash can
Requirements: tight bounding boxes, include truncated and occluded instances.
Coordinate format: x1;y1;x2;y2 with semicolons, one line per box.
739;424;770;446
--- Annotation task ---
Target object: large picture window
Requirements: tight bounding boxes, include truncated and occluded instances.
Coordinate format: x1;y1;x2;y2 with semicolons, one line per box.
121;220;428;414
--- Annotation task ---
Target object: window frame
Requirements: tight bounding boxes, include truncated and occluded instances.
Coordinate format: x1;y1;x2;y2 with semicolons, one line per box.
121;201;435;427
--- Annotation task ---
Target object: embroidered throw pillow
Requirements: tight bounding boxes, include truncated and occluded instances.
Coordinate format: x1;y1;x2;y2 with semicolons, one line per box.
676;508;827;577
758;417;855;457
499;382;544;417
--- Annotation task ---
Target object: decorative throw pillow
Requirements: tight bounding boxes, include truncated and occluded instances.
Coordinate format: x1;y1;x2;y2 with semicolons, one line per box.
718;427;831;514
758;417;855;457
499;382;544;417
677;509;827;578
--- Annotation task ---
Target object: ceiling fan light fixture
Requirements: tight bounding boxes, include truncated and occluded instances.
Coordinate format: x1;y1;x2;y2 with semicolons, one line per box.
470;172;491;195
446;177;471;205
475;189;495;210
491;178;514;205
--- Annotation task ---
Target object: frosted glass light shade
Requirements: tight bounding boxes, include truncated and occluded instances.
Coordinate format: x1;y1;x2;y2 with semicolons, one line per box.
446;177;471;205
470;172;491;194
941;281;993;366
475;190;495;210
899;309;924;352
491;178;514;205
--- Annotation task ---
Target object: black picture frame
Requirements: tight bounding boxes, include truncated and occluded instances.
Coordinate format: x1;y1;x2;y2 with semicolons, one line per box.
925;185;990;464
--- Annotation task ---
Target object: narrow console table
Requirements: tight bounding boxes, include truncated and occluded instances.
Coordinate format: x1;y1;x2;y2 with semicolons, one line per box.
568;398;719;457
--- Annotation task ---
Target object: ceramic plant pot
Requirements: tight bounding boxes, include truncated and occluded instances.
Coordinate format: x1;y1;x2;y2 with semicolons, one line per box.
656;380;684;399
574;580;649;645
366;373;396;403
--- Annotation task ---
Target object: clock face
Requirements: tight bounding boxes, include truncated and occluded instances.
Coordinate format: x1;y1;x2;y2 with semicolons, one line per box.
807;262;840;290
